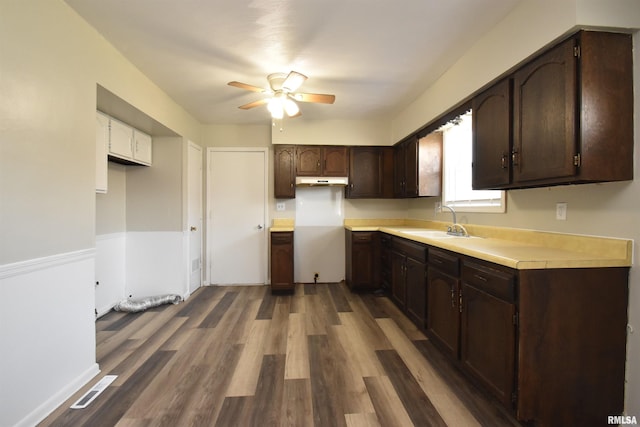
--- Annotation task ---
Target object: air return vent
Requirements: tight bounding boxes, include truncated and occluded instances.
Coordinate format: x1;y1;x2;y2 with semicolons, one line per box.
70;375;117;409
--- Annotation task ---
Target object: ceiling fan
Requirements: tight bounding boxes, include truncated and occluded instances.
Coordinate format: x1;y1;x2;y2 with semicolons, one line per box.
227;71;335;119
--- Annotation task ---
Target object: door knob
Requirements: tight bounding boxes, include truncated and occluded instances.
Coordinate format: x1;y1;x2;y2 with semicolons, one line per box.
257;224;263;229
190;226;197;231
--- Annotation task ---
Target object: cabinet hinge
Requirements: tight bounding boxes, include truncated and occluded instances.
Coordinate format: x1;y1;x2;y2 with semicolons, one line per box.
511;391;518;404
513;312;519;326
573;153;581;167
573;45;581;58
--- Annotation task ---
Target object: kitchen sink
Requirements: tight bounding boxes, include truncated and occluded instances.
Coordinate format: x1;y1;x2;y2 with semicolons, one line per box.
402;229;482;239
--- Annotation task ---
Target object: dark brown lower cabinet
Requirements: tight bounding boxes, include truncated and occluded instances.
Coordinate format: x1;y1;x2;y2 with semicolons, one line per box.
427;248;461;359
460;261;516;409
390;236;427;328
345;230;380;291
270;231;294;292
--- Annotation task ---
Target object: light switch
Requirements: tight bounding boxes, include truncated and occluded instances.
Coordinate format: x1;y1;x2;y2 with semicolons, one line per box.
276;202;285;211
556;202;567;220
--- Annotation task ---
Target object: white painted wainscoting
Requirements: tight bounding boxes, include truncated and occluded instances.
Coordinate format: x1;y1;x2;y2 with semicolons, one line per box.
95;233;126;316
126;231;187;299
0;250;100;427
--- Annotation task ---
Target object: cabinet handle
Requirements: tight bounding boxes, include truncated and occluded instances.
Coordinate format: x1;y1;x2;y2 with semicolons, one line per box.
451;286;456;308
511;149;519;166
317;160;321;170
474;274;488;282
459;290;463;313
501;152;508;169
290;183;293;188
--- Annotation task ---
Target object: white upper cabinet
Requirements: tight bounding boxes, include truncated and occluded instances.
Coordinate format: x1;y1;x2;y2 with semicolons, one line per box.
133;129;152;165
109;118;134;160
95;111;109;193
97;113;153;167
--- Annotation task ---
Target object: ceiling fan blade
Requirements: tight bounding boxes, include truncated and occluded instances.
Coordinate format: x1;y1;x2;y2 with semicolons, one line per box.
238;98;268;110
293;92;336;104
282;71;308;92
228;81;266;93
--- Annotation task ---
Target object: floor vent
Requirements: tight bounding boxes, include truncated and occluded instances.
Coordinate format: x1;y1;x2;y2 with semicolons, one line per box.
70;375;117;409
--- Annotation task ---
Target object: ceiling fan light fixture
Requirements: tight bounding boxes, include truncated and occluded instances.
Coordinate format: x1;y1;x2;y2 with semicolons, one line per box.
284;98;300;117
267;97;284;119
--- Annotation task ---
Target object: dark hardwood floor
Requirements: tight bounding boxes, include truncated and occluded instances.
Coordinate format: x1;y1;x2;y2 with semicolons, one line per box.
40;283;521;426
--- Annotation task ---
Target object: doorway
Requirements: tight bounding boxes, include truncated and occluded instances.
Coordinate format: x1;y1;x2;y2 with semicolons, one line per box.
207;148;268;285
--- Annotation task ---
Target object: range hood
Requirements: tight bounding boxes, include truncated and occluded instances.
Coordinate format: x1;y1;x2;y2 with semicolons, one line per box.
295;176;349;186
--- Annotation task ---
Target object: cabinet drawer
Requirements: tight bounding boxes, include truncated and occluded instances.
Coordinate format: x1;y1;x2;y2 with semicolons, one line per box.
428;248;459;276
392;238;427;262
271;231;293;244
462;261;515;302
352;232;373;242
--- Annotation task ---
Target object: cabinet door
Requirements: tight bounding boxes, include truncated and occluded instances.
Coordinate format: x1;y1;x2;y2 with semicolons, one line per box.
393;143;406;197
295;146;322;176
109;119;133;160
322;146;349;176
348;147;382;198
391;251;406;310
403;137;419;197
513;37;577;184
349;233;379;291
271;232;294;291
405;257;427;329
427;267;460;359
472;78;512;189
95;112;109;193
460;283;516;408
133;130;152;165
274;145;295;198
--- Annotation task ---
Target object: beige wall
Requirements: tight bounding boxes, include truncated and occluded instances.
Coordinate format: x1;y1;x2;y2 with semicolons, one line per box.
0;0;202;264
272;119;393;146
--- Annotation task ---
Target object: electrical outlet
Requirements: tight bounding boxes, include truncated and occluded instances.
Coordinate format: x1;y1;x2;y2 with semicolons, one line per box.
556;202;567;220
276;202;285;211
435;201;442;214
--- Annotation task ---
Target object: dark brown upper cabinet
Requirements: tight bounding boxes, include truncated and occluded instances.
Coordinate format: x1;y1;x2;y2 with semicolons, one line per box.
394;133;442;198
472;30;633;190
346;146;394;199
295;145;349;177
274;145;296;199
472;78;512;189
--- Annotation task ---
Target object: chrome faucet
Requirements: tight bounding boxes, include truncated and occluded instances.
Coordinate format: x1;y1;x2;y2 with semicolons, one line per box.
441;205;469;237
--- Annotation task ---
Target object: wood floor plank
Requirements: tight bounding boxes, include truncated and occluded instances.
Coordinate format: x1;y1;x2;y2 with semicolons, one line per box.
284;312;310;379
281;378;314;427
376;318;481;427
226;319;271;396
363;376;414;427
376;349;447;426
215;396;253;427
344;412;381;427
333;312;388;377
308;334;348;427
289;283;306;314
328;282;354;312
198;290;239;328
255;286;276;319
264;298;291;355
248;354;286;426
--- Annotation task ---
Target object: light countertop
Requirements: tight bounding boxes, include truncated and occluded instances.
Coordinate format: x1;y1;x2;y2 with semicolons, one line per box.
270;218;295;232
344;219;633;270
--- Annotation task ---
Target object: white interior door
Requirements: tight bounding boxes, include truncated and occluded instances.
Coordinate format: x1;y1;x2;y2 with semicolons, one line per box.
188;142;203;293
208;148;267;285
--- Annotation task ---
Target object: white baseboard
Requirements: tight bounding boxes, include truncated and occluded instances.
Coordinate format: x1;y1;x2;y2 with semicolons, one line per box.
15;364;100;427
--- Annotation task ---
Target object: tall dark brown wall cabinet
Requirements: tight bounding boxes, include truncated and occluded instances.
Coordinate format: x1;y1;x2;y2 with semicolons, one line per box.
347;146;394;199
274;145;296;198
473;31;633;190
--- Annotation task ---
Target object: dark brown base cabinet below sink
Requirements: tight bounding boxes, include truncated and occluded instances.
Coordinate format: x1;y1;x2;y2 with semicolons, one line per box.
345;230;629;427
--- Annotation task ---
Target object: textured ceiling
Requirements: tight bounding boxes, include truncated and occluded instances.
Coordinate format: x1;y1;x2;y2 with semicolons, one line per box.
66;0;522;125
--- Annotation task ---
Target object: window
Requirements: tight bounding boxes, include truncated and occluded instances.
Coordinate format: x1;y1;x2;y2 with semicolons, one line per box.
440;111;506;213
